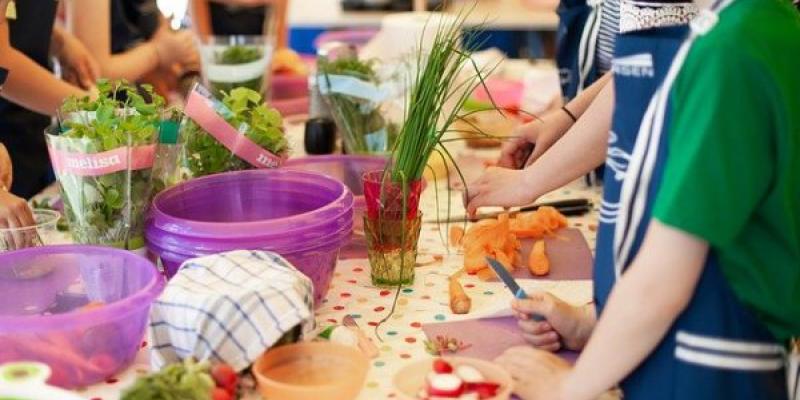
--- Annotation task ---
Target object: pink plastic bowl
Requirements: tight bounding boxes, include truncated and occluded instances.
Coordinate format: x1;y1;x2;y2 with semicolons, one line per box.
0;245;164;388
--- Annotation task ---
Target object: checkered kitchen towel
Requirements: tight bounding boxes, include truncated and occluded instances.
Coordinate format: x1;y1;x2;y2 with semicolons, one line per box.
148;250;315;372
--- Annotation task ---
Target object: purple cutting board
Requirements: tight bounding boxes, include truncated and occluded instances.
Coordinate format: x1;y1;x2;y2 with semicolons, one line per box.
515;227;593;280
475;227;592;281
422;316;580;364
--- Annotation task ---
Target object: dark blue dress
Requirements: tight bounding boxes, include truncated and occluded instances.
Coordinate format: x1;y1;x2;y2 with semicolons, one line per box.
0;0;58;198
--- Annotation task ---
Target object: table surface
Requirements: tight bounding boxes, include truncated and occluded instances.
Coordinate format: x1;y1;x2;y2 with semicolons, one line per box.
289;0;559;30
67;126;601;399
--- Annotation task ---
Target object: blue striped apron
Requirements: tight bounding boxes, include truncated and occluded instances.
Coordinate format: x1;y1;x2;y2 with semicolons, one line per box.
595;1;789;398
557;0;603;101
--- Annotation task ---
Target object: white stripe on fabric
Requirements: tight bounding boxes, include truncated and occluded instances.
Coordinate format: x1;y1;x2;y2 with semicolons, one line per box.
675;346;785;371
612;0;734;278
578;2;604;91
676;331;785;356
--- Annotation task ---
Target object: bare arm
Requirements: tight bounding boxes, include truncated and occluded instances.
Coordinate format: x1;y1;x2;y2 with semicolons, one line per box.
65;0;160;81
522;78;613;197
0;10;85;116
561;220;708;399
465;78;613;213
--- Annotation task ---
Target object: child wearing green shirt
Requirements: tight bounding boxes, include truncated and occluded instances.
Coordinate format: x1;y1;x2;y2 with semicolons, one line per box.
483;0;800;399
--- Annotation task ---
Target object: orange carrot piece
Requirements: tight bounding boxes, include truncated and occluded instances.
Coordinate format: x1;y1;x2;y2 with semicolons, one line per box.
449;274;471;314
492;249;514;272
476;267;496;281
528;240;550;276
449;225;465;247
464;246;488;273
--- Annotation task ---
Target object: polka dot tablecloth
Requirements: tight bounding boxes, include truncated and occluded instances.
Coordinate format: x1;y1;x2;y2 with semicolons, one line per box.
73;170;601;400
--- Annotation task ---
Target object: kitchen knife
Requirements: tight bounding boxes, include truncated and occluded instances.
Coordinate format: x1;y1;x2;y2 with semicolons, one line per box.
425;198;593;223
486;257;545;321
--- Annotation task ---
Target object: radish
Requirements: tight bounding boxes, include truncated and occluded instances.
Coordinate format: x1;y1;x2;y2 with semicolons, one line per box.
458;393;480;400
433;359;454;374
427;373;464;397
464;382;501;399
454;365;484;383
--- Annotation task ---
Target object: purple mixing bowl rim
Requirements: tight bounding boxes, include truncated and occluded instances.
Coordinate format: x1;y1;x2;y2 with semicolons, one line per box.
0;245;164;331
147;217;354;258
147;200;354;242
150;169;354;235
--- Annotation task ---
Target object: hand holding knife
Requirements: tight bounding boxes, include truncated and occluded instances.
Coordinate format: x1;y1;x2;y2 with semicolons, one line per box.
485;257;545;322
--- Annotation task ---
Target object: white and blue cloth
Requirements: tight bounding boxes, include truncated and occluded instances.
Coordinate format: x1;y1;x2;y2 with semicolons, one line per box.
148;250;315;372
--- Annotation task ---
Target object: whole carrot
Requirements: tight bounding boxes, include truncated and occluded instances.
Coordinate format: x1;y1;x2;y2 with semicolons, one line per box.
448;272;471;314
528;240;550;276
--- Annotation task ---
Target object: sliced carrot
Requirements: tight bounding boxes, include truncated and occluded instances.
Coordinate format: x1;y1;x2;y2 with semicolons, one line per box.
476;267;496;281
449;225;465;247
492;248;514;272
464;246;488;273
528;240;550;276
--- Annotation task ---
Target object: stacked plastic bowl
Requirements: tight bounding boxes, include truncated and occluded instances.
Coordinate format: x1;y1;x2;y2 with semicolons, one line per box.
283;155;387;234
145;169;354;303
0;245;164;388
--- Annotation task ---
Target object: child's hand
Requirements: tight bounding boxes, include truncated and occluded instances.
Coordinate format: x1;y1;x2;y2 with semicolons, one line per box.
512;291;595;352
495;345;570;400
0;189;35;249
55;30;100;90
154;30;200;72
0;143;11;190
465;167;537;216
497;109;574;170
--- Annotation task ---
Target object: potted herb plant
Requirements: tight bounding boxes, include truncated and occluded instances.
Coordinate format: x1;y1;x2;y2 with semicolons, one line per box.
177;85;289;180
200;35;274;96
317;54;399;154
363;15;495;286
46;80;164;251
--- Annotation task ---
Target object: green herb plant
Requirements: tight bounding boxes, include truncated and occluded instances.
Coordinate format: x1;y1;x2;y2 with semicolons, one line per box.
209;45;265;95
318;55;398;154
121;359;216;400
49;80;164;249
178;87;288;179
371;10;500;340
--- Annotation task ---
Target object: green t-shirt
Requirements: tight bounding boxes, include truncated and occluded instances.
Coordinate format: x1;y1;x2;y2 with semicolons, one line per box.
653;0;800;344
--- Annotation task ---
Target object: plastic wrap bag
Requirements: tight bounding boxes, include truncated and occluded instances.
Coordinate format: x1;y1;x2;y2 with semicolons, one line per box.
176;84;288;181
46;82;163;250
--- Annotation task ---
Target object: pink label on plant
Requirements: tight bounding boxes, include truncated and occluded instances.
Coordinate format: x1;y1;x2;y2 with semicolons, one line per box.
184;90;284;169
47;144;156;176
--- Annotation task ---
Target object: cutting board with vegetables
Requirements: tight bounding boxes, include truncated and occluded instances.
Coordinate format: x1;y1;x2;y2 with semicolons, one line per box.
512;227;592;281
422;316;579;364
462;227;593;282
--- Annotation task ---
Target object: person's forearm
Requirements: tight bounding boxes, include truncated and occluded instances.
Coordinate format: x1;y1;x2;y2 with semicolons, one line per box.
1;47;85;116
522;77;613;198
50;25;66;57
560;221;708;400
565;72;612;118
100;42;160;81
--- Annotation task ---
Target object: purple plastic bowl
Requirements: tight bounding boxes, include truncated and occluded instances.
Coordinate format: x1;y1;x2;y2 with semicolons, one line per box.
145;169;355;302
0;245;163;389
149;169;354;239
148;222;352;304
283;155;388;233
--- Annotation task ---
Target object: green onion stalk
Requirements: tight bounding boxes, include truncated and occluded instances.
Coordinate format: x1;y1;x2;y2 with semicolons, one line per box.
369;9;498;340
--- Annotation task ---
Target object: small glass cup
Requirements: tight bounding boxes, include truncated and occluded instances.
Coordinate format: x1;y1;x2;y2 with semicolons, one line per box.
363;214;422;286
199;35;275;97
0;209;60;253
